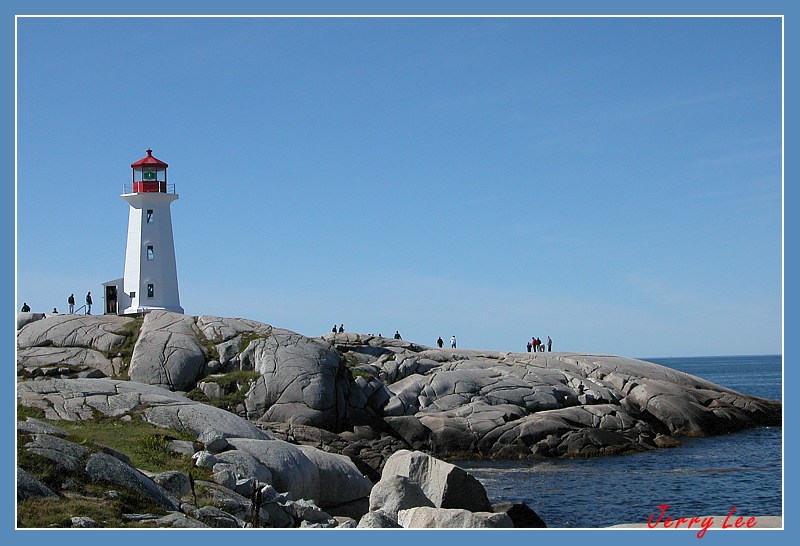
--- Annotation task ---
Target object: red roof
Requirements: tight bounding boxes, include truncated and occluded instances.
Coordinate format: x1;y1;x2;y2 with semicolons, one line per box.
131;149;168;169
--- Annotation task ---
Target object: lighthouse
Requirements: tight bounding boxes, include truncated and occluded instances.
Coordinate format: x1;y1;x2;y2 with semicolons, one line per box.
103;149;183;315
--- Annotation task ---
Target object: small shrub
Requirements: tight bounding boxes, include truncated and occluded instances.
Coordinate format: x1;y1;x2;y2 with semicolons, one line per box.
350;368;375;381
17;406;45;421
133;434;174;469
110;317;143;360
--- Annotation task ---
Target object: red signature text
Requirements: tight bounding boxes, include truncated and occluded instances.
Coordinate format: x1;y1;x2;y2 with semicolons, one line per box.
647;504;756;539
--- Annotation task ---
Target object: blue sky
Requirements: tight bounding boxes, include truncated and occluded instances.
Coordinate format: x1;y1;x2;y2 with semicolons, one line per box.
15;14;782;358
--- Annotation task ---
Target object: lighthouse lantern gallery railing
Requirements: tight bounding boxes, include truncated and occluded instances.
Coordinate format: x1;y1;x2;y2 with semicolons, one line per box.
123;182;177;194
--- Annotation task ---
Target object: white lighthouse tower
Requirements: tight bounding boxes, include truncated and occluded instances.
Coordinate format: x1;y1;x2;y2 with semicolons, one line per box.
104;149;183;315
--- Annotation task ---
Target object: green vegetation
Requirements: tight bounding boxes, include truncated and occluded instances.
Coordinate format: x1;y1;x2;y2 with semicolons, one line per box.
55;419;204;476
337;350;376;382
349;367;375;381
18;495;139;528
239;331;268;352
17;405;45;421
17;443;71;492
107;316;144;379
16;410;218;528
185;370;261;412
18;407;210;478
195;331;221;362
207;369;261;389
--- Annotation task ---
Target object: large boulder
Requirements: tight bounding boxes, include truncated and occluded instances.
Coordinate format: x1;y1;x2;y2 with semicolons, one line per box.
226;438;371;513
212;450;273;484
21;433;178;511
368;474;435;521
397;507;513;528
380;450;492;513
183;315;350;430
17;347;118;378
242;331;342;429
23;433;90;472
128;311;207;390
17;467;58;500
296;445;372;509
85;452;179;511
17;314;133;353
16;378;271;441
492;502;547;528
357;511;403;528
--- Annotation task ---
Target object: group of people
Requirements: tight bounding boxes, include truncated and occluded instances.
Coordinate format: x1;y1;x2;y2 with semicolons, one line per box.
527;336;552;353
21;292;93;315
330;325;459;350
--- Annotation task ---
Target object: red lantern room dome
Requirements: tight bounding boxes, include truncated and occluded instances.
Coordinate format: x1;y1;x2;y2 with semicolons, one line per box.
131;148;168;169
130;149;171;193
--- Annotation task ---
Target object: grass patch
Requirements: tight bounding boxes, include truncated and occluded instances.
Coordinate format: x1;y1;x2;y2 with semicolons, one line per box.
195;331;221;362
338;350;376;382
206;370;261;390
186;370;261;412
239;331;267;352
18;496;124;528
17;443;73;492
29;416;205;477
350;368;375;381
17;406;45;421
106;317;143;379
17;486;171;528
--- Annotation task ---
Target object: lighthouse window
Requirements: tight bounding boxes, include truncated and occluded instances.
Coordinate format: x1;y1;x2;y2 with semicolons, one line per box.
146;209;154;223
147;284;154;298
146;246;154;260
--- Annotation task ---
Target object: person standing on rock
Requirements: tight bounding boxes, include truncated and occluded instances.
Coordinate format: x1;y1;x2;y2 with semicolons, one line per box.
68;294;75;314
394;331;402;339
21;302;30;312
332;324;338;333
85;292;92;315
338;324;345;333
527;340;532;352
437;336;444;348
450;335;457;348
547;336;552;352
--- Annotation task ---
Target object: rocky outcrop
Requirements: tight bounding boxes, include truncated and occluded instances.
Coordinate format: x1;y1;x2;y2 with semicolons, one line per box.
17;346;121;379
398;507;513;528
17;467;58;500
16;314;133;354
492;502;547;528
21;432;179;511
373;349;781;458
128;311;207;390
16;311;782;529
17;377;271;439
357;510;403;528
368;474;435;521
16;377;372;526
18;314;782;463
380;449;492;512
362;449;522;529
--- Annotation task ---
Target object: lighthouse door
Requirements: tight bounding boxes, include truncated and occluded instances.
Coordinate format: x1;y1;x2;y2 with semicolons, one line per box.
105;285;118;315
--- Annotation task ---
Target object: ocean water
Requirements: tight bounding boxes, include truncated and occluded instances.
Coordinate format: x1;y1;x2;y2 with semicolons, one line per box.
454;354;783;528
